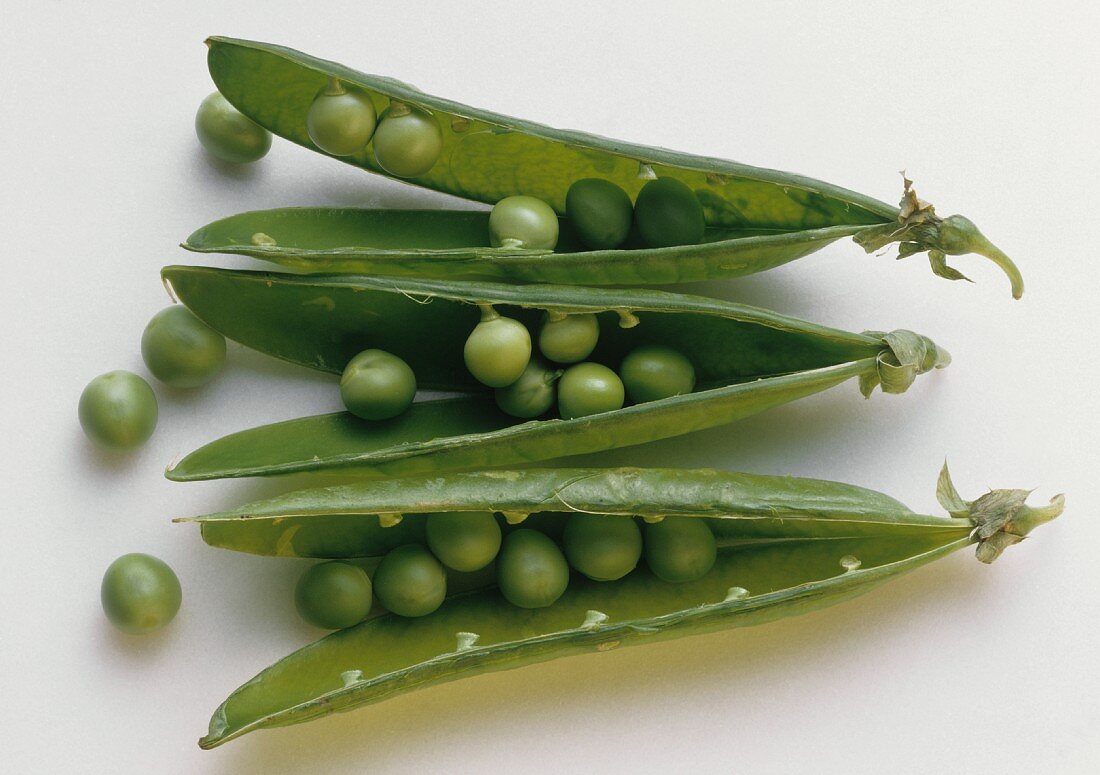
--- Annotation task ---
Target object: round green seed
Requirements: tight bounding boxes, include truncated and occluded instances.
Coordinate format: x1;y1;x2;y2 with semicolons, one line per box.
425;512;502;572
372;104;443;177
464;307;532;388
494;359;560;419
489;196;559;250
633;177;705;248
538;313;599;364
496;529;570;609
141;306;227;389
101;553;181;635
565;178;633;249
194;92;272;164
294;561;373;630
78;371;158;451
372;544;447;618
644;518;717;583
563;514;642;581
619;345;695;403
340;349;417;421
306;85;377;156
557;362;624;419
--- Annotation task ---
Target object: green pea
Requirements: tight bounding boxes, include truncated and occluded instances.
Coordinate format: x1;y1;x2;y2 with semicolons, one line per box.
463;306;531;388
340;349;417;421
496;529;569;609
425;512;502;572
538;313;599;364
557;362;624;419
78;371;158;451
306;82;377;156
494;359;561;419
489;196;559;250
372;103;443;177
294;561;373;629
141;306;227;389
619;345;696;403
101;553;181;634
563;514;642;581
194;92;272;164
633;177;705;248
372;544;447;617
565;178;633;249
644;518;717;583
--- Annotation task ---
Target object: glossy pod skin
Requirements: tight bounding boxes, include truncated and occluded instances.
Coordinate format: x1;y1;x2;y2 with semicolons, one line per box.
180;465;1063;748
160;267;949;481
202;37;1023;296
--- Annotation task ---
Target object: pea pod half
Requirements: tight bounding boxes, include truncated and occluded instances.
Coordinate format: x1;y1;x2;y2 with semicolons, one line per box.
161;267;948;481
180;465;1062;748
204;37;1023;296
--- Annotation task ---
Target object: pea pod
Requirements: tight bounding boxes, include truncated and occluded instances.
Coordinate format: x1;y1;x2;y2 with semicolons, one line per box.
204;37;1023;296
183;465;1062;748
160;267;949;481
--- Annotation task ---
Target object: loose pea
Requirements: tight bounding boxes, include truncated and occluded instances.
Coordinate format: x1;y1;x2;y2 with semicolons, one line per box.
194;92;272;164
141;306;227;389
633;177;705;248
463;306;531;388
565;178;633;250
340;349;417;421
644;518;717;583
489;196;559;250
538;313;599;364
496;529;570;609
294;561;373;629
78;371;158;451
494;359;561;419
619;345;696;403
563;514;642;581
372;544;447;617
425;511;502;572
372;103;443;177
557;362;624;419
100;553;181;635
306;83;378;156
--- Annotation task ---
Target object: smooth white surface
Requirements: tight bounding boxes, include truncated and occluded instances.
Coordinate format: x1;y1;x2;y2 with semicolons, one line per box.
2;1;1097;772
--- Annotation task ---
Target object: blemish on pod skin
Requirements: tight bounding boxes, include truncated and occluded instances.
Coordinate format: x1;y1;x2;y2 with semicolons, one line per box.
302;296;336;311
274;526;302;557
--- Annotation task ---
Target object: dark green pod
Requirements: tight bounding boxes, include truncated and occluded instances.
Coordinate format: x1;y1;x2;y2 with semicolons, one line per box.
160;266;948;481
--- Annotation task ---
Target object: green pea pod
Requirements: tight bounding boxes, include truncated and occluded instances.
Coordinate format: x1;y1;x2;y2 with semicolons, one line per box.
160;267;949;481
183;464;1062;748
204;37;1023;297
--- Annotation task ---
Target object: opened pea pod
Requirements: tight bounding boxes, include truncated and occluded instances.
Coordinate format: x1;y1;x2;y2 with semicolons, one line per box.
197;36;1022;296
160;266;948;481
178;465;1062;748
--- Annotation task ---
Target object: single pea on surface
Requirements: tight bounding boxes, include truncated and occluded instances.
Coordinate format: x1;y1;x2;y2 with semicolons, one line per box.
372;103;443;177
340;349;417;421
295;561;373;630
633;177;705;248
195;92;272;164
619;345;696;404
563;514;642;581
496;529;570;609
79;371;158;451
557;362;625;419
372;544;447;617
489;196;559;250
538;313;599;364
494;359;561;419
306;83;377;156
425;512;502;572
565;178;633;250
644;518;717;583
101;553;181;635
464;307;532;388
141;306;227;389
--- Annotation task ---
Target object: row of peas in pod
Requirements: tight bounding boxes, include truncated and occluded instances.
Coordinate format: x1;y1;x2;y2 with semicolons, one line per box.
296;512;718;630
338;307;696;423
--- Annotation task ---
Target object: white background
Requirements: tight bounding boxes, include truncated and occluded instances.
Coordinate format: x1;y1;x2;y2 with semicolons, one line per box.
2;1;1097;772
